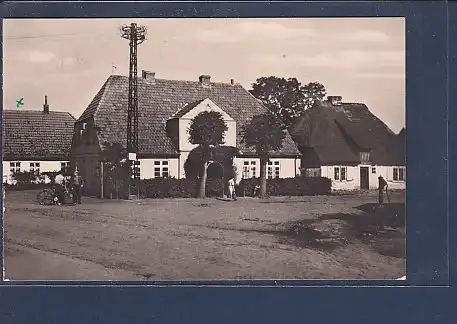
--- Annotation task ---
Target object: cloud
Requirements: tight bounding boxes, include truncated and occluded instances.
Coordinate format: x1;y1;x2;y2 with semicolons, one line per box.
353;72;405;80
336;30;391;43
196;21;397;45
197;21;314;43
25;50;57;63
250;50;404;70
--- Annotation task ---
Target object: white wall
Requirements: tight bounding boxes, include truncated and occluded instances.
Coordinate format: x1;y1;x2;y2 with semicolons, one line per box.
233;157;300;183
279;158;301;178
3;160;69;184
320;165;406;191
138;158;179;179
178;151;190;179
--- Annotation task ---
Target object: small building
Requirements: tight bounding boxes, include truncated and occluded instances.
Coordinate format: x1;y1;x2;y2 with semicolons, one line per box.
291;96;405;191
71;72;301;197
2;96;76;184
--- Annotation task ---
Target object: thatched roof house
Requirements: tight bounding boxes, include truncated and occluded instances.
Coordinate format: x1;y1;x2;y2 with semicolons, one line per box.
290;96;405;190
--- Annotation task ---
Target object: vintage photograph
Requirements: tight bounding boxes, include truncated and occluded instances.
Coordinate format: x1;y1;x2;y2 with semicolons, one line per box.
2;18;406;280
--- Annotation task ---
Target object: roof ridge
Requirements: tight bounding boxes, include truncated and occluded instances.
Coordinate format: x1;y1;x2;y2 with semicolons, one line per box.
112;74;241;87
77;76;113;122
93;76;114;123
3;109;69;113
341;102;367;106
65;112;77;121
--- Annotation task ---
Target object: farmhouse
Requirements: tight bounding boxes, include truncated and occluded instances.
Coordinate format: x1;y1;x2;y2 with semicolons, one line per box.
2;96;76;184
71;72;301;197
291;96;405;191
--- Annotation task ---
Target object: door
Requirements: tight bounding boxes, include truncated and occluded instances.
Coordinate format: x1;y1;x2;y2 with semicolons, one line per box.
360;167;369;190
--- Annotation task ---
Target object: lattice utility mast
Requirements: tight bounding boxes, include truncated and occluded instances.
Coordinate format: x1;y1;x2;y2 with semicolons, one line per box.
120;23;147;197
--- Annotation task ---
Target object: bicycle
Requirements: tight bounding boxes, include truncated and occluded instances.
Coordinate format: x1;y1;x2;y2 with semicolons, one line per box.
37;186;74;206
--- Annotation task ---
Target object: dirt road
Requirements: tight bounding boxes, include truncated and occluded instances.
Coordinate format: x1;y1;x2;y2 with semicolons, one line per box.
3;190;405;280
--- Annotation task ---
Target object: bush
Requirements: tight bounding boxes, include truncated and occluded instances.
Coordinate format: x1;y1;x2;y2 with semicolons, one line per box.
10;170;41;185
238;177;331;197
139;177;225;199
138;176;331;198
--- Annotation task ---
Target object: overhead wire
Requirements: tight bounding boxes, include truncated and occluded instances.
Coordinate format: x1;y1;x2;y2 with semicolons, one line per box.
4;28;115;40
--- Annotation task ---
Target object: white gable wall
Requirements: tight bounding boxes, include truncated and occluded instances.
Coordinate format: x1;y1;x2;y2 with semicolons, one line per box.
178;98;237;152
170;98;300;181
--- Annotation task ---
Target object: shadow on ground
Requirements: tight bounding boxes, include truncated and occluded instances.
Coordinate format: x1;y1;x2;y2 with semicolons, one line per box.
274;202;406;259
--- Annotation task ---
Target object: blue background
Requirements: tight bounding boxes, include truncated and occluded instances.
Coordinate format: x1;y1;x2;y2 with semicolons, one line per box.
0;1;454;323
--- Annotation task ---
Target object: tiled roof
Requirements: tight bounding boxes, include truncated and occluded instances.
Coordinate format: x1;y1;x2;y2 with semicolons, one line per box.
171;99;206;118
3;110;76;160
78;75;301;157
291;101;404;166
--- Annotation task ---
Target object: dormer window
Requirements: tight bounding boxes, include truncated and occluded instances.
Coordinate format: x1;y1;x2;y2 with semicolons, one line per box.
360;151;371;163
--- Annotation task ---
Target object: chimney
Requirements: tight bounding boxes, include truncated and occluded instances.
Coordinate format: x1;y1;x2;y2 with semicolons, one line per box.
43;95;50;114
327;96;342;106
199;75;211;87
142;70;155;82
230;79;235;85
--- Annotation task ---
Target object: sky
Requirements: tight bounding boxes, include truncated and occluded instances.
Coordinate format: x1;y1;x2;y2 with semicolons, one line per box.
3;18;405;133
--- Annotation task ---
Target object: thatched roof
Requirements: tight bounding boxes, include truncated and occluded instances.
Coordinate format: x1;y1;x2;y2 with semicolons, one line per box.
77;75;301;157
290;100;405;166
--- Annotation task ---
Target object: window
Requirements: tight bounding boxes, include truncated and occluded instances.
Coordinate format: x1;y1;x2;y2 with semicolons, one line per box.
10;162;21;174
242;160;257;179
303;168;321;177
393;167;405;181
341;167;346;181
360;152;371;163
334;166;347;181
29;162;40;173
372;167;376;174
131;160;141;179
153;160;169;178
61;162;70;171
267;161;281;179
242;162;250;179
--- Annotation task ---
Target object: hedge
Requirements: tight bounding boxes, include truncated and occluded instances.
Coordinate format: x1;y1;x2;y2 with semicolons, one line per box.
138;176;331;198
237;177;331;197
139;178;225;198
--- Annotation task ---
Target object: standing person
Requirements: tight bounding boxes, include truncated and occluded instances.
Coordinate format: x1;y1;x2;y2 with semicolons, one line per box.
378;175;388;208
228;178;237;201
54;171;66;205
73;170;83;204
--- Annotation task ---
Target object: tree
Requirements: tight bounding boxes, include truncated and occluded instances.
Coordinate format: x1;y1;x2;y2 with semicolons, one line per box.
250;76;326;128
100;142;129;199
241;112;286;198
188;111;228;198
301;82;327;109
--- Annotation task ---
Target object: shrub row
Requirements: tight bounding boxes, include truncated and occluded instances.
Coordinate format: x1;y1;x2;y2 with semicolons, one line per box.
138;178;224;199
4;176;331;197
137;176;331;198
237;177;331;197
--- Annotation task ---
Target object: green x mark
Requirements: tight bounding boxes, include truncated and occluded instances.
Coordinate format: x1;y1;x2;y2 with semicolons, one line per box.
16;98;24;108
